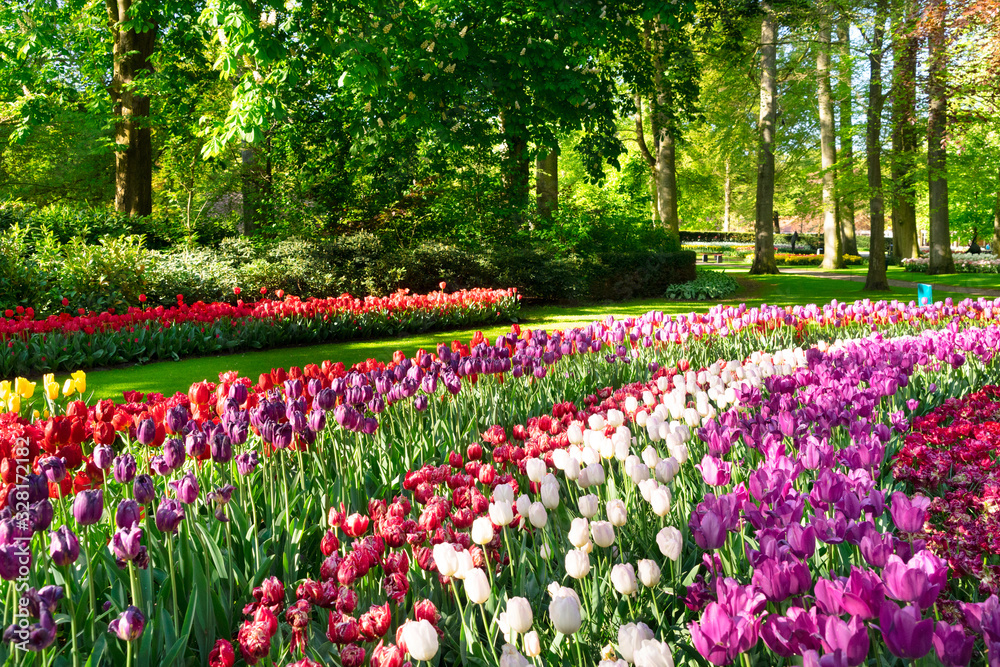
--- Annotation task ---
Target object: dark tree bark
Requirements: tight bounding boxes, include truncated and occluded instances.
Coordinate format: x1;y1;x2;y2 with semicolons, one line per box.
723;159;732;232
994;165;1000;257
535;148;558;219
106;0;156;217
501;111;530;213
818;5;844;269
890;0;921;260
837;18;858;256
751;1;779;275
926;0;954;274
865;0;890;290
648;21;680;235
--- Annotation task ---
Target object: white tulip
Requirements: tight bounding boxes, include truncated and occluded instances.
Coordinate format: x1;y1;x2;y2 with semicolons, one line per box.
541;480;560;509
528;502;547;529
635;410;648;427
606;499;627;527
494;483;515;504
453;549;474;580
568;518;590;548
641;446;660;470
564;457;580;481
611;563;638;596
515;494;531;518
650;486;672;517
668;442;689;464
523;631;541;658
638;478;659;502
633;638;675;667
401;619;439;661
471;517;494;545
433;543;458;577
607;409;625;428
629;462;650;485
656;376;670;392
540;541;553;559
656;526;683;561
500;644;529;667
552;449;570;470
588;414;606;430
525;458;546;483
637;559;661;587
548;590;582;635
464;568;491;604
565;548;591;579
506;597;533;634
583;445;601;466
618;622;654;663
567;423;584;444
591;520;615;548
578;494;599;518
490;500;514;527
655;458;679;484
624;396;639;414
582;463;605;487
600;661;628;667
643;390;656;406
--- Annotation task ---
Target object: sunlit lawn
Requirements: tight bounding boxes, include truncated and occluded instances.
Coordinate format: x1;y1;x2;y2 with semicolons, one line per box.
82;271;981;401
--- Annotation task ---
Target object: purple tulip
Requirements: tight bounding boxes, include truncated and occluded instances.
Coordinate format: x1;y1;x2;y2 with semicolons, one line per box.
30;500;53;533
155;498;185;534
210;431;233;463
786;523;816;559
696;454;732;487
184;430;207;458
2;609;56;650
207;484;235;522
750;554;811;603
228;383;248;404
170;472;199;504
309;409;327;432
361;417;378;435
162;438;185;470
0;543;29;580
149;455;172;477
882;551;946;609
315;388;336;410
113;454;137;484
689;601;762;665
761;606;821;657
413;395;429;412
932;621;974;667
115;499;141;530
135;418;156;446
840;567;885;620
813;577;847;615
689;509;727;551
272;423;293;449
38;456;66;484
133;475;155;505
236;452;259;476
287;410;307;433
111;524;143;562
25;585;63;617
49;526;80;566
165;405;189;434
879;603;933;660
72;489;103;526
820;615;868;666
889;491;930;533
108;606;145;641
93;444;114;470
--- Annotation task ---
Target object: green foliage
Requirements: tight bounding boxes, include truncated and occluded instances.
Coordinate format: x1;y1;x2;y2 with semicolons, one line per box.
664;269;740;300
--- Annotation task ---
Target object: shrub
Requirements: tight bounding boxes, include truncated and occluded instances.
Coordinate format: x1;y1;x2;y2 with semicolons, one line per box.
587;251;695;301
664;269;740;301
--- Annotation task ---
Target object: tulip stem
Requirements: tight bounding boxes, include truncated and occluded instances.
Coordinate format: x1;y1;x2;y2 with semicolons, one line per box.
126;638;133;667
478;603;500;665
82;532;97;642
167;537;179;640
63;566;80;667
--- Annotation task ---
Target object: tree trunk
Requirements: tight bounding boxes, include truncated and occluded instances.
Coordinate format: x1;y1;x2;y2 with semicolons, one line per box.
723;159;732;232
106;0;156;217
837;18;858;256
241;142;259;236
634;95;660;225
926;0;954;274
535;148;558;219
891;0;920;260
818;8;843;269
751;1;779;275
865;1;890;290
650;24;680;236
500;111;530;213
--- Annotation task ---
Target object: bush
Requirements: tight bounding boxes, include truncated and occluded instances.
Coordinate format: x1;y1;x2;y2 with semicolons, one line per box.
664;269;740;301
586;251;695;301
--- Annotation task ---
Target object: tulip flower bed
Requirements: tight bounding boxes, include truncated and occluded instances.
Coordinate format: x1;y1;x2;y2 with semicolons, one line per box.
893;385;1000;591
903;253;1000;273
0;287;521;378
4;300;1000;666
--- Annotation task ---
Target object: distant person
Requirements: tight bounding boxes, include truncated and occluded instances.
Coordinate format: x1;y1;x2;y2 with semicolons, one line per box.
790;231;799;251
968;232;982;255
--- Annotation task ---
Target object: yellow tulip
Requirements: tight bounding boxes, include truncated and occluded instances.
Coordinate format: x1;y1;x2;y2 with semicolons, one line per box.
43;373;55;386
32;409;39;420
72;370;86;394
62;379;75;397
8;395;19;413
0;380;9;400
45;382;60;401
15;377;35;398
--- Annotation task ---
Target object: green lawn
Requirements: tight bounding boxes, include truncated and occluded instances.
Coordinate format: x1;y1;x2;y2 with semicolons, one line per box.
80;272;979;401
791;265;1000;290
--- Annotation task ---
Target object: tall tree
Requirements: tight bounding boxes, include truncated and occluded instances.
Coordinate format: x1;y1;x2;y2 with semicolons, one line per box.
889;0;921;261
750;1;779;274
865;0;890;290
926;0;955;273
837;16;858;256
535;147;558;219
818;3;844;269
